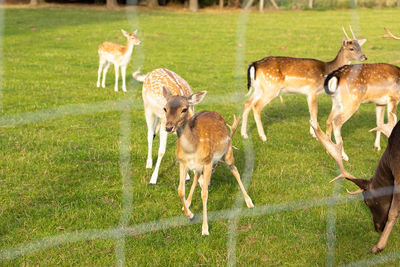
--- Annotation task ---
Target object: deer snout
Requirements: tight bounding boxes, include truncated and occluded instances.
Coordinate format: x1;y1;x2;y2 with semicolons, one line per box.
361;54;367;61
166;122;174;133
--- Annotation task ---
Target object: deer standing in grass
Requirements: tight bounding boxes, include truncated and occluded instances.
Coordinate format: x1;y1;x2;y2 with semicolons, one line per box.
241;27;367;142
323;28;400;161
136;68;194;184
97;29;141;92
162;87;254;236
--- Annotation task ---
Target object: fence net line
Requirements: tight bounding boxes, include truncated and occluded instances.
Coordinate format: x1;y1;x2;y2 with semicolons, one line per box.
0;6;394;267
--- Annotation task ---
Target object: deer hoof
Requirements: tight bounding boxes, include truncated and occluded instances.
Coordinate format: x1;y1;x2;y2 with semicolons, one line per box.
371;245;383;254
202;228;209;236
374;145;381;151
260;135;267;142
241;133;248;139
146;159;152;169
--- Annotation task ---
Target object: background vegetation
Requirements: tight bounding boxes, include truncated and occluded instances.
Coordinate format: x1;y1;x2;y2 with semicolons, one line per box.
1;6;400;265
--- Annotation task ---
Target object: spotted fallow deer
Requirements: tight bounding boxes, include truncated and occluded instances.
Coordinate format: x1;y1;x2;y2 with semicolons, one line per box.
241;27;367;142
137;68;194;184
324;28;400;161
313;118;400;254
162;87;254;236
97;29;141;92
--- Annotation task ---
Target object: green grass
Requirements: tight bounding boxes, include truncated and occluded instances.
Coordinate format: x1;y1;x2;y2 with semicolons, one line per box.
1;6;400;266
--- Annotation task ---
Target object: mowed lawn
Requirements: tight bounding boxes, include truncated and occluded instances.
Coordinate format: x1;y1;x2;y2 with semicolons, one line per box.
1;6;400;265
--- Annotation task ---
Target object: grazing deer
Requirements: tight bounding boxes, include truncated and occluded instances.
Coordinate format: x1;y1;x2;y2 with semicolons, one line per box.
136;68;193;184
324;28;400;161
97;29;141;92
162;87;254;235
317;119;400;254
241;27;367;142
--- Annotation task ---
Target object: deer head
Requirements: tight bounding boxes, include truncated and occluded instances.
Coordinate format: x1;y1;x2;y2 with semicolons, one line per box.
341;26;367;62
163;86;206;133
121;29;141;46
345;177;393;233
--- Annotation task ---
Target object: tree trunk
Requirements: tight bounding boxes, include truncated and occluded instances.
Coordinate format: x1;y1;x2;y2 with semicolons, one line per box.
259;0;264;11
397;0;400;7
244;0;254;9
30;0;39;6
107;0;118;8
353;0;357;7
308;0;312;8
189;0;198;12
219;0;223;9
270;0;279;9
147;0;159;8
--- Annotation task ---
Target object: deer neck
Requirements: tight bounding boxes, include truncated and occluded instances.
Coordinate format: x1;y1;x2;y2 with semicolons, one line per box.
123;40;135;57
177;115;198;154
325;48;349;75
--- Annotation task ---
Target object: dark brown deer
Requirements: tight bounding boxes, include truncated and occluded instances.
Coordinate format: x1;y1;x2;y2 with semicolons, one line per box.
162;87;254;236
318;118;400;254
241;27;367;142
324;28;400;161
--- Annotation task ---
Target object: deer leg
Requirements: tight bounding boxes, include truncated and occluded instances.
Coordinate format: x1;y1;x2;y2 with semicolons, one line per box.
387;99;398;125
101;61;111;88
333;102;361;161
149;119;167;185
114;64;119;92
252;92;276;142
326;109;336;140
183;171;199;211
374;105;385;151
121;65;127;92
145;110;159;169
372;183;400;254
224;145;254;208
332;118;348;162
179;163;193;219
201;164;212;236
97;58;105;87
241;95;257;139
307;93;318;138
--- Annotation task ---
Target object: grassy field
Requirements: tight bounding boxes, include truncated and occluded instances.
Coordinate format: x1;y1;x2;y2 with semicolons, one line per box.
1;6;400;266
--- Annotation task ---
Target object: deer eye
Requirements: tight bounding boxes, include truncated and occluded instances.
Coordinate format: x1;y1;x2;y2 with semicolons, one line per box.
163;108;167;112
181;108;188;113
349;48;354;51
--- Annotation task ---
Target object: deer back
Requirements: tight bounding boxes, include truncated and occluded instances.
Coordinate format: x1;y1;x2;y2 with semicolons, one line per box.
325;64;400;105
142;69;193;116
252;57;326;90
177;111;230;168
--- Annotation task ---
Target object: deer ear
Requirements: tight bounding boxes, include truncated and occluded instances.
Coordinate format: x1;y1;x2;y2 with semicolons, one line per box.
346;177;370;190
162;86;172;99
121;29;128;37
188;91;207;105
357;38;367;47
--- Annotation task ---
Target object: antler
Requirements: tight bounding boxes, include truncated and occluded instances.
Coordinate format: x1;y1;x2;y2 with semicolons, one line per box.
369;112;397;138
310;120;355;183
349;25;356;40
342;26;351;41
346;188;363;195
227;115;242;138
383;27;400;40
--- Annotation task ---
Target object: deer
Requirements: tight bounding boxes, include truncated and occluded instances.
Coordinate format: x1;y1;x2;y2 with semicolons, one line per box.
96;29;141;92
312;118;400;254
162;87;254;236
324;28;400;161
135;68;194;184
241;26;367;142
